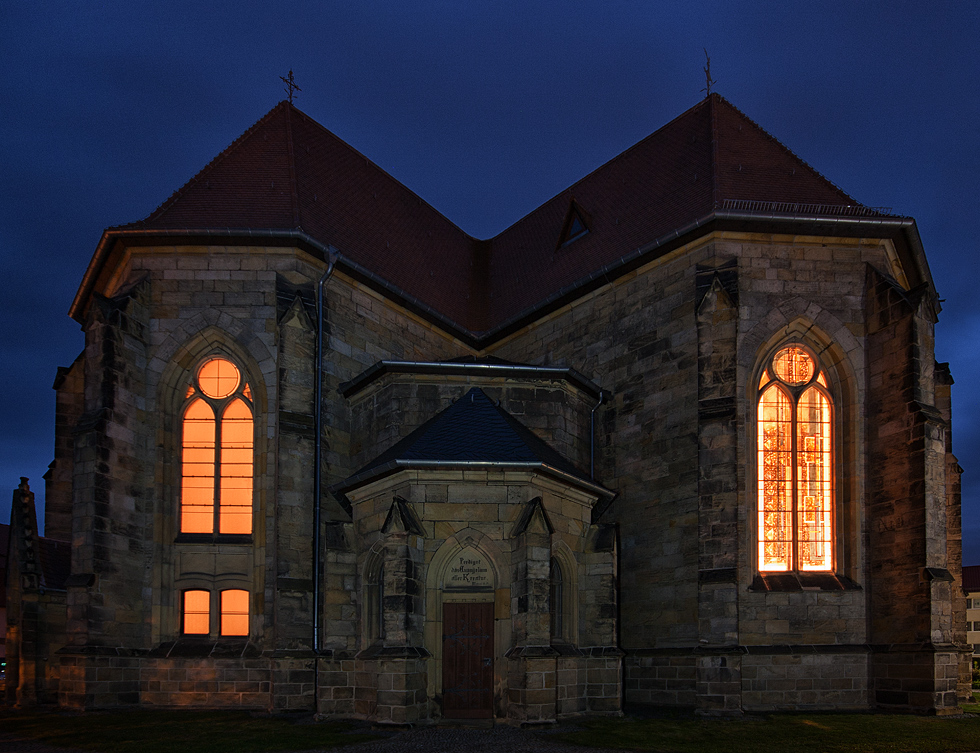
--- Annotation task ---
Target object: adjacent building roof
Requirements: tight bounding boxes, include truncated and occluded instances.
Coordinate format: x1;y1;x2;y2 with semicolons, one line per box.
73;94;932;343
334;387;612;500
0;522;9;610
964;564;980;593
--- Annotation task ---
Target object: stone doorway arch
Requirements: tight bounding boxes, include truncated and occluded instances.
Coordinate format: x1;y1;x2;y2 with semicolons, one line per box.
425;530;507;719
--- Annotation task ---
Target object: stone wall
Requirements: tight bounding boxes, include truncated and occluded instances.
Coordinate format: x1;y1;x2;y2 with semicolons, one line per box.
490;231;959;713
346;376;597;477
44;354;84;541
58;654;313;710
20;227;963;716
333;471;618;722
865;266;960;713
740;651;868;710
53;244;470;707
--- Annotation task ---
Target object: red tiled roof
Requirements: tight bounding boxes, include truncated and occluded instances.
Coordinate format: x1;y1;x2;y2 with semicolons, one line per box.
129;103;481;329
116;94;868;335
487;95;855;325
964;564;980;593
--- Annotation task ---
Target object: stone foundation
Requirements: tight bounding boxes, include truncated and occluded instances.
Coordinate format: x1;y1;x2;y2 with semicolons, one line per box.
872;648;962;714
624;654;697;708
57;653;314;710
626;649;871;713
741;651;868;711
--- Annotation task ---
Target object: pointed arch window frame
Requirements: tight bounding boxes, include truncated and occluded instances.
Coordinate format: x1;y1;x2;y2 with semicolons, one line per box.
756;343;835;574
550;556;565;642
178;356;256;540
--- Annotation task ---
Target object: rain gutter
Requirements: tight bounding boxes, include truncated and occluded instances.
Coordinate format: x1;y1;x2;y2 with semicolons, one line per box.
332;459;615;503
340;360;602;400
71;213;932;344
313;252;337;657
68;227;479;344
590;390;607;479
482;211;933;344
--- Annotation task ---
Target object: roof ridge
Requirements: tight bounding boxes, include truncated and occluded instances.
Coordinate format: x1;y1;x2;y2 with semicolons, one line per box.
284;104;477;243
708;92;858;206
489;96;714;240
708;94;722;209
136;101;293;226
284;103;301;227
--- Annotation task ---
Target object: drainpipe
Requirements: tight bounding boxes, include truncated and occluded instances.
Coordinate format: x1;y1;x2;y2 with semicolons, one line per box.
590;390;607;479
313;251;337;655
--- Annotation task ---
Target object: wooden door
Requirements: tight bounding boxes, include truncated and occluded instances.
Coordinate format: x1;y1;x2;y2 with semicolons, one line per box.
442;601;494;718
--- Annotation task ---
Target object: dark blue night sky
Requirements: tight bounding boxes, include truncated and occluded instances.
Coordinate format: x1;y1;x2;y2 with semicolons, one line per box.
2;2;979;561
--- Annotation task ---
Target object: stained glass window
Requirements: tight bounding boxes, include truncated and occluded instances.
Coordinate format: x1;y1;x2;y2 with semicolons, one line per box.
757;345;833;572
180;358;253;535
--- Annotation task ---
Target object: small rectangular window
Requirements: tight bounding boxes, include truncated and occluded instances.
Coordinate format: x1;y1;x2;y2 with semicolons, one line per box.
220;589;249;636
183;590;210;635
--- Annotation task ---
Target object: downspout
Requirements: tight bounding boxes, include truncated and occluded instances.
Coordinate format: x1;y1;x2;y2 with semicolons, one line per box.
313;252;337;657
590;390;607;479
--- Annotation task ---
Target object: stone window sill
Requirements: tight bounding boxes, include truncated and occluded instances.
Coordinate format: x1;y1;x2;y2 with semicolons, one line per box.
175;533;253;545
750;572;861;592
149;638;260;658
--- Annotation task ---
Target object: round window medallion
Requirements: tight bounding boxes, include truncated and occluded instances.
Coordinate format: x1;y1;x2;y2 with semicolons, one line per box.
771;346;813;386
197;358;240;399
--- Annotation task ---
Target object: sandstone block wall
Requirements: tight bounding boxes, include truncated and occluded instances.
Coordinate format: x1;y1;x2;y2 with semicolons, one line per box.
25;227;962;716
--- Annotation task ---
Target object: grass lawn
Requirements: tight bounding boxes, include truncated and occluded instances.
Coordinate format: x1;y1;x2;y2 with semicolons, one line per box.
553;705;980;753
3;702;980;753
0;709;379;753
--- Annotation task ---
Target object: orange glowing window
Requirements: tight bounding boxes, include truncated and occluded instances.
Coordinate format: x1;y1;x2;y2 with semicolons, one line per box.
198;358;240;398
757;345;833;572
180;358;253;535
183;590;210;635
220;589;249;636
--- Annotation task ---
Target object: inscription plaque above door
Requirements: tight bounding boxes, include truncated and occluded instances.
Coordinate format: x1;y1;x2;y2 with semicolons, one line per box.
445;548;492;590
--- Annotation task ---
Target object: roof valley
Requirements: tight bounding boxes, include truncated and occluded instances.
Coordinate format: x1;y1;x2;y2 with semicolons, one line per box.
90;95;893;337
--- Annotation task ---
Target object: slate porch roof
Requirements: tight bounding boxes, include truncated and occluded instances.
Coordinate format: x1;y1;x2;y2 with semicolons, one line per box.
333;388;612;500
72;93;932;341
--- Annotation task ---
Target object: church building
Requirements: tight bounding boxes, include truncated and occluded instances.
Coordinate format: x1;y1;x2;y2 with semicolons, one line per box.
4;94;971;720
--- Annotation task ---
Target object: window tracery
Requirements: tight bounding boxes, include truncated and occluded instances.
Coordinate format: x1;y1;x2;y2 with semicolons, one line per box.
180;357;254;535
757;344;834;572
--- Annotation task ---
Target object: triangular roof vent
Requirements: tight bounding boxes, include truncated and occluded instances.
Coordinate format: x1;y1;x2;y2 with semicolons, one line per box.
557;201;590;248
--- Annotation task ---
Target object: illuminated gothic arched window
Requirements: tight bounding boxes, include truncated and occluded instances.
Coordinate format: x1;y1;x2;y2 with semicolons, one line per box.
181;357;254;535
757;345;833;572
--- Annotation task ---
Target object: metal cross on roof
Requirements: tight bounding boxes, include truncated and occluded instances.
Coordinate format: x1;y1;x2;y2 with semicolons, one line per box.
280;70;301;103
701;48;716;96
